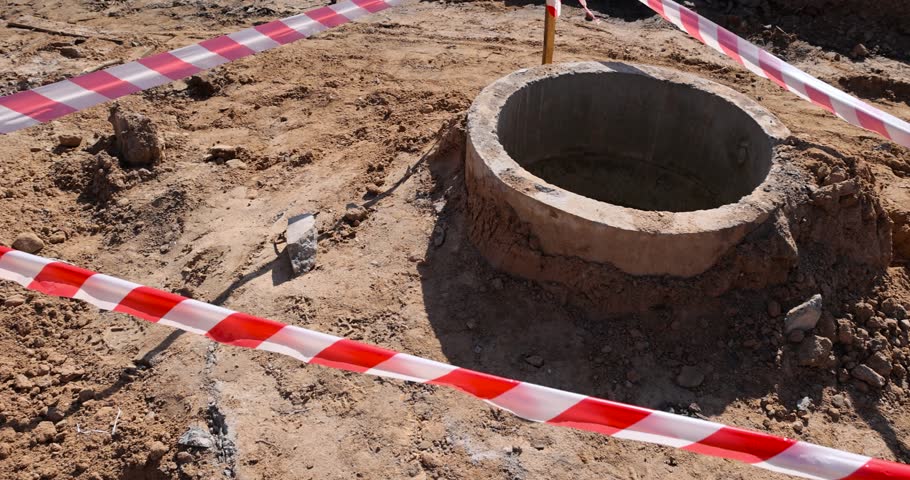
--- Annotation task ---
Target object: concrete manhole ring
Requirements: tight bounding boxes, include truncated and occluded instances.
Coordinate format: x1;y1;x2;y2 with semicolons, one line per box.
466;61;794;279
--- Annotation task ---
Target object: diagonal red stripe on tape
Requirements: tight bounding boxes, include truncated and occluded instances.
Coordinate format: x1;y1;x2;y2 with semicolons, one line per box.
647;0;667;18
254;20;306;45
310;338;398;373
138;52;201;80
844;458;910;479
546;397;651;435
70;71;141;99
758;50;788;90
351;0;389;13
0;90;77;123
114;286;185;323
28;263;94;298
716;27;743;65
307;7;350;28
0;246;10;256
682;426;795;463
855;107;892;140
678;7;704;42
199;36;257;61
206;312;285;348
429;368;519;399
804;83;835;113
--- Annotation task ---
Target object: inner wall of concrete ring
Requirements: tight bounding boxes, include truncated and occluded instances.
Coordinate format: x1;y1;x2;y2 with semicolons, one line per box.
465;62;793;277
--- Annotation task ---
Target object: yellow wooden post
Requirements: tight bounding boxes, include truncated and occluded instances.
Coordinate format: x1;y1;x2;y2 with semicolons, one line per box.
542;7;556;64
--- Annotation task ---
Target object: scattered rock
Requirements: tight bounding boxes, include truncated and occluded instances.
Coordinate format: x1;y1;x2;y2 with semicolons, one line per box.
432;225;446;247
33;421;57;444
831;394;846;408
175;451;194;464
207;145;238;162
836;319;854;345
344;204;368;225
827;407;841;421
867;316;888;331
78;388;95;402
58;46;82;58
178;426;214;449
797;335;833;368
225;159;247;170
796;396;812;412
147;441;169;462
524;355;544;368
58;134;82;148
12;232;45;254
3;295;26;308
852;364;886;388
48;232;66;244
14;374;34;390
854;302;875;323
867;351;893;378
109;105;164;167
784;294;823;333
851;43;869;58
676;365;705;388
0;443;9;460
286;213;317;276
44;406;64;423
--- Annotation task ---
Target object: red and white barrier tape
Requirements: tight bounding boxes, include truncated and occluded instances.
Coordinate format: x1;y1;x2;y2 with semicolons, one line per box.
634;0;910;148
0;0;399;134
545;0;909;148
2;246;909;479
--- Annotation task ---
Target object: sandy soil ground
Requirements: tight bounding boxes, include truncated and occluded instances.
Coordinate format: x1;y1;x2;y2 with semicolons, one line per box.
0;0;909;479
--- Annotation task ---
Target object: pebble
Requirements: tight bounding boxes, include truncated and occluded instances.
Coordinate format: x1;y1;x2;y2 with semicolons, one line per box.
78;388;95;402
344;204;368;224
147;441;169;461
866;351;893;378
831;393;846;408
58;46;83;58
836;319;854;345
0;442;9;460
852;364;886;388
784;294;823;334
851;43;869;58
48;232;66;244
676;365;705;388
109;105;164;167
524;355;544;368
827;407;841;421
33;421;57;444
225;159;247;170
58;134;82;148
3;294;26;308
796;396;812;412
14;374;34;390
12;232;45;254
854;302;875;323
175;451;194;464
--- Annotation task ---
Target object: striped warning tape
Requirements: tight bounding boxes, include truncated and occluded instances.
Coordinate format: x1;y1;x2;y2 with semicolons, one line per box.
633;0;910;148
0;0;399;134
2;245;909;479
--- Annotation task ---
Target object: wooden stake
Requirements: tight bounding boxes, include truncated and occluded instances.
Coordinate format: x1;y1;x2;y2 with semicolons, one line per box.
542;10;556;65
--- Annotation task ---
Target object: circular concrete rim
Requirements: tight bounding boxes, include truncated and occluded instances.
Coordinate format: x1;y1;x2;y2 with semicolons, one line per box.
466;61;792;238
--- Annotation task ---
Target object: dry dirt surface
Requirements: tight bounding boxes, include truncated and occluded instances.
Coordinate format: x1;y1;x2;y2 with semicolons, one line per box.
1;0;910;479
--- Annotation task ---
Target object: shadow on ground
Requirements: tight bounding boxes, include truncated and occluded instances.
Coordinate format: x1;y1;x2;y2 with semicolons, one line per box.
415;124;909;462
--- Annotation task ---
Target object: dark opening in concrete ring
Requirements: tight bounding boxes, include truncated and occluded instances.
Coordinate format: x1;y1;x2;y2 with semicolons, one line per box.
466;62;793;278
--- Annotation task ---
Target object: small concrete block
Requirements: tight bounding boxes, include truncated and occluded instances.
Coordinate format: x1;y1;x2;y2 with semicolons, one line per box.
287;213;317;276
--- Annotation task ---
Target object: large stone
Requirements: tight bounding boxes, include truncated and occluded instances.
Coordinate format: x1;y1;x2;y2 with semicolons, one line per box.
12;232;44;254
286;213;317;276
866;352;893;378
784;294;823;334
178;426;214;449
108;105;164;167
852;364;886;388
797;335;832;368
